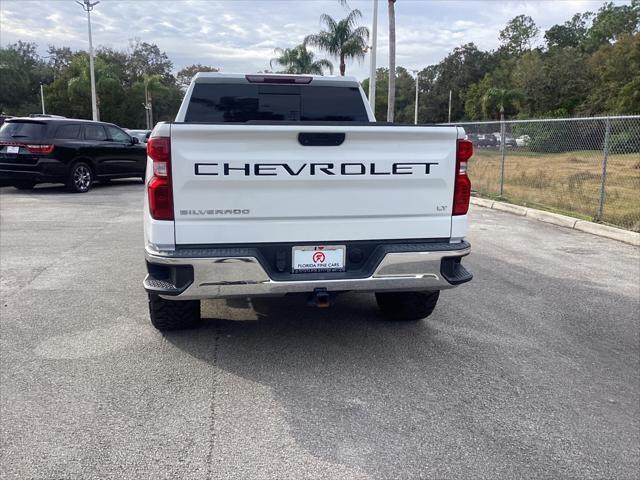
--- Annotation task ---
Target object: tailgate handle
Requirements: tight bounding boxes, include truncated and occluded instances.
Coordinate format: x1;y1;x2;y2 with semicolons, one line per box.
298;132;345;146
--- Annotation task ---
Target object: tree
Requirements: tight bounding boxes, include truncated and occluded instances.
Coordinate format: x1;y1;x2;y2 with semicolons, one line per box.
585;33;640;114
304;9;369;76
482;87;522;121
176;64;219;90
544;13;593;49
387;0;396;122
126;39;174;84
270;45;333;75
0;41;49;115
499;15;539;55
46;46;76;79
362;67;388;120
583;0;640;51
415;43;493;122
391;67;417;123
514;48;592;116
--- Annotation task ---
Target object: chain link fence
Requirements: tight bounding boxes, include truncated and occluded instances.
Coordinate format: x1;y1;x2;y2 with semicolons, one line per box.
448;115;640;232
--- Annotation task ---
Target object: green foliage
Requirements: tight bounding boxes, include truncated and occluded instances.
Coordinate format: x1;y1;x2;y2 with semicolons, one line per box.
361;67;390;120
304;9;369;76
544;13;593;49
584;33;640;115
457;4;639;122
499;15;540;55
0;41;50;115
583;0;640;52
176;64;219;91
2;0;638;126
0;40;190;128
270;45;333;75
482;87;523;119
609;131;640;154
409;43;493;123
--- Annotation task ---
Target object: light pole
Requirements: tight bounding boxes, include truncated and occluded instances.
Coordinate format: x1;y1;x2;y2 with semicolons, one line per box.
412;70;419;124
368;0;378;114
76;0;100;121
143;79;153;129
40;84;46;115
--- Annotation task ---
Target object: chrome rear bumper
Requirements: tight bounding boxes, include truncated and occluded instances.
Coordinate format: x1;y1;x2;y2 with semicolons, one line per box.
144;243;472;300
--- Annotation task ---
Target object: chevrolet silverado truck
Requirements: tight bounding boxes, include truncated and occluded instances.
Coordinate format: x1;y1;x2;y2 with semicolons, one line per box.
143;72;473;330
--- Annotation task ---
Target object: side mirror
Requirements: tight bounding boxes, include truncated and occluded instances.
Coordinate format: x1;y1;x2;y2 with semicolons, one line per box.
132;136;140;144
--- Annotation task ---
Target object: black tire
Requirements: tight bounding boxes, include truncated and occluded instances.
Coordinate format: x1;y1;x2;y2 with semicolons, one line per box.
66;162;93;193
148;293;201;331
375;290;440;321
14;182;35;190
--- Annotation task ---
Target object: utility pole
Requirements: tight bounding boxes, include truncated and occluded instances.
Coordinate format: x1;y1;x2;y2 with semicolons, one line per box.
368;0;378;115
448;89;452;123
40;84;46;115
144;81;150;129
76;0;100;121
412;70;419;124
143;78;153;129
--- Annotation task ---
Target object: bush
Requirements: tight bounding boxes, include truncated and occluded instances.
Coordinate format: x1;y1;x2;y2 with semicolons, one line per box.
608;132;640;154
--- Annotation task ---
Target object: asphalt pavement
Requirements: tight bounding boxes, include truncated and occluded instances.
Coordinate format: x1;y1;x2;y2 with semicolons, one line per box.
1;181;638;479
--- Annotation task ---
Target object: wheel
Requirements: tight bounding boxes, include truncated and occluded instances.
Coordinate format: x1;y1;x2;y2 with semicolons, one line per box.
13;182;35;190
148;293;201;331
66;162;93;193
375;291;440;321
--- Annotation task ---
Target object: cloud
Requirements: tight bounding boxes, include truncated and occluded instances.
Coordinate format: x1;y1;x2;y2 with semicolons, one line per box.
0;0;630;79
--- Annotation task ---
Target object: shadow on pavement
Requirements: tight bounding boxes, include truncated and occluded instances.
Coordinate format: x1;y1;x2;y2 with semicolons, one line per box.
163;292;485;477
161;259;640;478
0;179;143;195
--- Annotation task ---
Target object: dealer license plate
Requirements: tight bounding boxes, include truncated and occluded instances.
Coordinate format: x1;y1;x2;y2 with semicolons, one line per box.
292;245;346;273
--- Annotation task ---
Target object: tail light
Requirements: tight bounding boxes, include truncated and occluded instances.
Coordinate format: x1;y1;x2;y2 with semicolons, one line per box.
147;136;174;220
26;144;55;154
453;139;472;216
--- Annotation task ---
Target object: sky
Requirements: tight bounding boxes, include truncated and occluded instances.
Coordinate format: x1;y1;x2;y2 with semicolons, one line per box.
0;0;632;80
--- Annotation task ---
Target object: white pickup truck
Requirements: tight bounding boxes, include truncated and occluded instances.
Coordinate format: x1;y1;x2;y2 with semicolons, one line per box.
143;72;473;330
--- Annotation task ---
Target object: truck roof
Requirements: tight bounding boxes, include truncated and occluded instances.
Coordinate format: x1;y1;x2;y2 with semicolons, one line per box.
192;72;361;88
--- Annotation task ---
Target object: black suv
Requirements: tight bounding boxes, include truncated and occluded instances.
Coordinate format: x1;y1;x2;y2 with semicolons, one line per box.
0;118;147;193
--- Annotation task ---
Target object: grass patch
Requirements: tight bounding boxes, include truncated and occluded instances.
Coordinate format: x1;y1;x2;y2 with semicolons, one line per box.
469;149;640;232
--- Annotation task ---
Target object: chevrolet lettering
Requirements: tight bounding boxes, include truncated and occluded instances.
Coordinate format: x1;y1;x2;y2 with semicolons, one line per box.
194;162;439;176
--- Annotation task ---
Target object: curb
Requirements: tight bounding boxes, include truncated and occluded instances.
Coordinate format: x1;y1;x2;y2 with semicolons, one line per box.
470;197;640;247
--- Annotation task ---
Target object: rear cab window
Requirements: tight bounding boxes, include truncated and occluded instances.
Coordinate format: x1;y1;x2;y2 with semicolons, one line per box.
185;83;369;123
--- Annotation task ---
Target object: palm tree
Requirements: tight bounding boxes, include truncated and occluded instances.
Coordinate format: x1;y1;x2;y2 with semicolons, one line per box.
482;87;522;121
270;45;333;75
304;10;369;76
387;0;396;122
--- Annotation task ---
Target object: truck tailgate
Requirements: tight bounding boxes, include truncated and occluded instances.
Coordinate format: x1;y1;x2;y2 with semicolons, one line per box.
170;124;458;244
